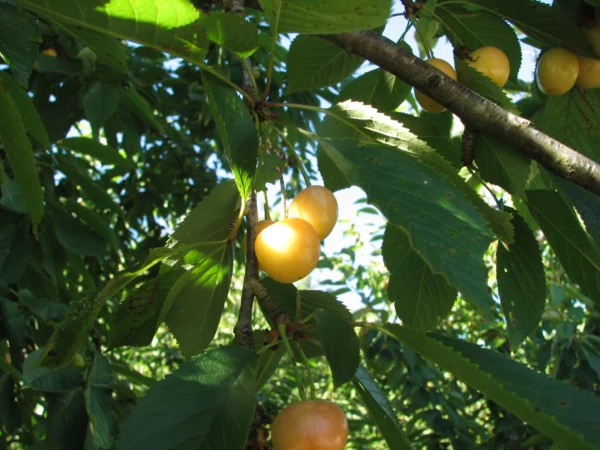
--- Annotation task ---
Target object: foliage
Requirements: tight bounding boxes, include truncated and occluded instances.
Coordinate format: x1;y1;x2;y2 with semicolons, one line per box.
0;0;599;449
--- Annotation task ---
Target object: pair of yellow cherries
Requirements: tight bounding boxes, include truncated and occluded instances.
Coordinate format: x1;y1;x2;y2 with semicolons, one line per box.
243;186;338;284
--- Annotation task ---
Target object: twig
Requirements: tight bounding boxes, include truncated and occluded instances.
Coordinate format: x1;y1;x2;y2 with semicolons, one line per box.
233;192;259;349
322;31;600;197
401;0;421;16
279;323;307;401
279;176;287;218
462;127;478;166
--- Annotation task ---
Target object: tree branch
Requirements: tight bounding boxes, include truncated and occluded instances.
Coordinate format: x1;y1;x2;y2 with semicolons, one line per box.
322;31;600;196
250;278;291;328
233;191;258;349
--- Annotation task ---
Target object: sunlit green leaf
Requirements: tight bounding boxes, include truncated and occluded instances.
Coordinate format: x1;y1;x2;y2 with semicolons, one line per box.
202;72;258;200
258;0;393;34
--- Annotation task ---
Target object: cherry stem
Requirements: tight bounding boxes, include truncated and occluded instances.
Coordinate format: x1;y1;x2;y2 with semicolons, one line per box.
278;323;307;401
275;127;311;188
279;176;287;218
262;190;271;221
294;342;316;400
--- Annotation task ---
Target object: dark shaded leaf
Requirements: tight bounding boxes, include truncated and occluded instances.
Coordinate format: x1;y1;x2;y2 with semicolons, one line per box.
117;346;257;450
316;309;360;387
497;208;546;348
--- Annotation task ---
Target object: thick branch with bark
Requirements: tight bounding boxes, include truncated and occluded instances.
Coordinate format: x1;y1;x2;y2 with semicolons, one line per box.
324;31;600;196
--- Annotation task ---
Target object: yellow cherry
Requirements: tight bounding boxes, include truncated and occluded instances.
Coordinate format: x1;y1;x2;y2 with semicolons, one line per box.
576;56;600;89
288;186;338;240
242;219;275;270
254;218;320;284
271;400;349;450
536;48;580;96
415;58;457;113
584;27;600;57
467;46;510;88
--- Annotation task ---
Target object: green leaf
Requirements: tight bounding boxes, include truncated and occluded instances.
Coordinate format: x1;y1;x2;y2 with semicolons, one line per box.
474;133;530;198
318;101;514;243
286;35;364;94
50;21;129;73
46;390;88;448
17;289;71;324
455;59;518;113
0;225;17;274
254;330;286;390
414;16;440;58
163;245;234;358
67;200;119;251
527;190;600;306
393;111;461;169
261;278;353;322
255;149;286;191
461;0;595;56
109;273;177;349
54;154;120;214
22;349;84;392
58;137;134;169
258;0;393;34
353;367;414;450
497;208;546;348
0;79;44;236
558;178;600;247
0;374;21;435
533;88;600;163
0;72;49;148
53;210;107;260
83;83;121;133
338;68;410;113
434;4;521;80
117;346;257;450
578;340;600;381
202;72;258;199
0;2;40;87
85;353;116;449
199;12;259;58
120;88;164;133
385;325;600;450
319;138;495;315
316;309;360;388
39;247;181;369
0;223;30;285
168;180;240;250
14;0;210;64
382;224;457;330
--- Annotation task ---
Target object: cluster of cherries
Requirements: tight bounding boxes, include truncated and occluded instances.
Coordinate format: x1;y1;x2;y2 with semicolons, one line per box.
243;185;339;284
242;189;347;448
535;27;600;95
415;30;600;115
